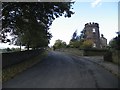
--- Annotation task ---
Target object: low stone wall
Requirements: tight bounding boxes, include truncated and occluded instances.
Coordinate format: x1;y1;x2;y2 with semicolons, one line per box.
103;50;120;65
103;51;112;62
2;49;44;68
112;50;120;65
81;49;108;56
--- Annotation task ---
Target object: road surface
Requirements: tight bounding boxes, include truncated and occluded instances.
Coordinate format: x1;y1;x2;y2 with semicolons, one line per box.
3;51;119;88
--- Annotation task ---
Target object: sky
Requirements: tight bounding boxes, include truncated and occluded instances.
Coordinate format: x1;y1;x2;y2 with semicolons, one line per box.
49;0;119;46
0;0;119;49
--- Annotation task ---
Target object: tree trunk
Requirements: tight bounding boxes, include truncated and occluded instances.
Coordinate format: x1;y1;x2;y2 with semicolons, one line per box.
27;44;29;51
20;42;21;51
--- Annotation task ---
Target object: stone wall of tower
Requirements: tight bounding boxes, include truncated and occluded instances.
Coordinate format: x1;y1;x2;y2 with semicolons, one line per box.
84;22;101;48
100;34;107;48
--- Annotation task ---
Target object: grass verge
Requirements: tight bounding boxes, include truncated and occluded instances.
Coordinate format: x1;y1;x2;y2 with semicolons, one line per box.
2;50;48;83
60;48;83;56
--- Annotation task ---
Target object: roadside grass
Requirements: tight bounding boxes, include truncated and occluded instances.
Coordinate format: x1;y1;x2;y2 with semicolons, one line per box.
2;50;48;83
60;48;83;56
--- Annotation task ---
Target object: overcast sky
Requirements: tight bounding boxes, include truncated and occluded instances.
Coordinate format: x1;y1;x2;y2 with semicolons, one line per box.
0;0;119;49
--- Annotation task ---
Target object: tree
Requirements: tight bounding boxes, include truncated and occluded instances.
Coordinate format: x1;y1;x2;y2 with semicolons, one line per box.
1;2;74;50
109;34;120;50
69;30;82;48
82;40;93;49
71;30;77;41
6;48;12;52
80;29;86;40
53;39;67;50
69;40;79;48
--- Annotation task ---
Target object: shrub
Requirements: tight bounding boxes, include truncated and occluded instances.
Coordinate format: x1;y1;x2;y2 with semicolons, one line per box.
82;40;93;49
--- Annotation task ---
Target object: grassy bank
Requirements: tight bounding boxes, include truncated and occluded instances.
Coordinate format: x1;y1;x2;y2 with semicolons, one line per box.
2;50;48;83
59;48;83;56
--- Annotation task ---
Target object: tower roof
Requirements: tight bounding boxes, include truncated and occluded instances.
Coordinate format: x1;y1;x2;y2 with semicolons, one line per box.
85;22;99;28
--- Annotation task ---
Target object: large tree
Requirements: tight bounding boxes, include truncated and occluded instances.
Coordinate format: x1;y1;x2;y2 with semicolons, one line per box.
1;2;74;50
109;33;120;50
69;30;81;48
53;39;67;50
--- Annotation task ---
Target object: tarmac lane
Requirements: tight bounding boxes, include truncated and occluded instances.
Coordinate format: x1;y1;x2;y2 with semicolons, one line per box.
2;51;119;88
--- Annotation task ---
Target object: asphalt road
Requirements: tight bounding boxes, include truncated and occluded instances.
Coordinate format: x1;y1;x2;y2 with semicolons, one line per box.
3;51;119;88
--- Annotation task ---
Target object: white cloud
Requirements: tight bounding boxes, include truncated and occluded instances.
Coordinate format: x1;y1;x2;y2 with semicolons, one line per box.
91;0;102;8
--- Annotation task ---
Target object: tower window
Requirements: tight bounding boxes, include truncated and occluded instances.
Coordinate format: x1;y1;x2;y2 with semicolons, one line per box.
92;28;96;32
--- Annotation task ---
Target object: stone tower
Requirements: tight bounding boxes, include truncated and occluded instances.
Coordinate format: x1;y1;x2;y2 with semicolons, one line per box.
83;22;101;48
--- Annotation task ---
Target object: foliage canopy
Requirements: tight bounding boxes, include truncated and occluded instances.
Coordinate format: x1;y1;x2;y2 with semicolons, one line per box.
53;39;67;49
1;2;74;50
